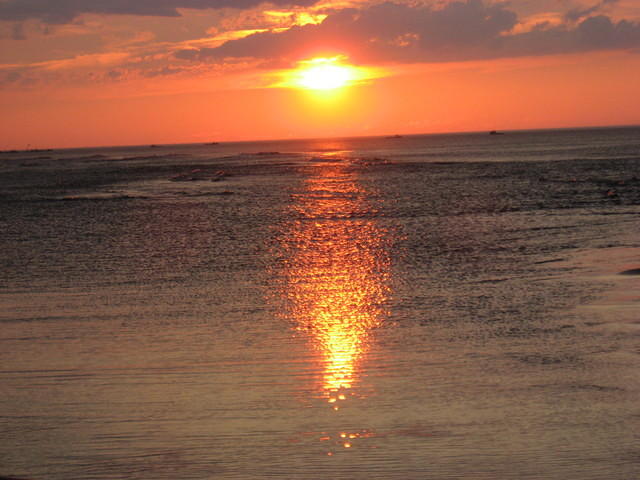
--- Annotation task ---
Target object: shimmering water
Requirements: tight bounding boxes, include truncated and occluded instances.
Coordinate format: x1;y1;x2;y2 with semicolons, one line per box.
1;128;639;479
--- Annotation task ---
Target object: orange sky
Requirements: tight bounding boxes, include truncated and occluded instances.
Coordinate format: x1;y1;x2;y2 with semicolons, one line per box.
1;0;639;149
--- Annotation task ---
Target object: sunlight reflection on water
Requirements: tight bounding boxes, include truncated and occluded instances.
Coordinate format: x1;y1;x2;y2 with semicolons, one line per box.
275;160;393;451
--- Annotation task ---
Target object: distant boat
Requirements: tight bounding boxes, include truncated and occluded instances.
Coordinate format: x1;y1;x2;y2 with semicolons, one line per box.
205;142;220;145
17;148;54;153
386;134;403;139
489;130;504;135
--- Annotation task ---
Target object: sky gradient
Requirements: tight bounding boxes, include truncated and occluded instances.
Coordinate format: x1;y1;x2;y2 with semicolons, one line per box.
1;0;639;149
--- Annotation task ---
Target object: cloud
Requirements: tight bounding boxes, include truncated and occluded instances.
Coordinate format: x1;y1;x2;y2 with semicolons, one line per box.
173;0;640;64
564;0;618;23
506;14;640;56
10;21;25;39
0;0;320;24
4;0;639;90
0;65;40;87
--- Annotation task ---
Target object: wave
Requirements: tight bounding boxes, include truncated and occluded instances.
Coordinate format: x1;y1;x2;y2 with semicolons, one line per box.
0;187;241;203
0;193;148;203
99;153;191;163
59;193;148;201
240;151;301;157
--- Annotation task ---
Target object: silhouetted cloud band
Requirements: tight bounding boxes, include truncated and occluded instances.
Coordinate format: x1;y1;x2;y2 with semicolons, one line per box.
173;1;640;64
0;0;318;24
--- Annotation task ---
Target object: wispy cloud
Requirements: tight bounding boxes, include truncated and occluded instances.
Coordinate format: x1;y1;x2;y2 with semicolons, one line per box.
564;0;619;23
2;0;639;90
174;1;640;64
0;0;321;24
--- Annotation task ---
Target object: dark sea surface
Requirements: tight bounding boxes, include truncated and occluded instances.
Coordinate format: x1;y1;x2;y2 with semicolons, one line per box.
1;127;639;479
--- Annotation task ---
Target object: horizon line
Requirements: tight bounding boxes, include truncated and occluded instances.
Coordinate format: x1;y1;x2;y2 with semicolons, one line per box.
2;123;639;153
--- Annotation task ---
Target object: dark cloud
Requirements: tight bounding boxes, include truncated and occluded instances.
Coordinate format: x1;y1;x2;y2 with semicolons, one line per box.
564;0;618;23
173;0;640;64
142;65;190;77
505;15;640;57
0;69;37;87
0;0;319;24
11;22;25;39
106;69;124;80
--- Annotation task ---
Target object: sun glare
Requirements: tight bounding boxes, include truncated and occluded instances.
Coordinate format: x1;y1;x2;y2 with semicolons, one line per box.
298;61;354;90
277;56;377;91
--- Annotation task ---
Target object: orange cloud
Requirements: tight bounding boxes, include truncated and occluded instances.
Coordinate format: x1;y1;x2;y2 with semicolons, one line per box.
174;1;640;66
0;0;321;24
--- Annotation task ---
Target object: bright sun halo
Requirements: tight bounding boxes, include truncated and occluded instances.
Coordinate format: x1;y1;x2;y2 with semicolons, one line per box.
274;55;383;92
294;57;356;91
299;63;353;90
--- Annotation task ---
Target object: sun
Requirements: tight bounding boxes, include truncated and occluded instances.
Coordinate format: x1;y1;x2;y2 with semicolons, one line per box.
270;55;387;93
298;60;354;90
276;56;371;91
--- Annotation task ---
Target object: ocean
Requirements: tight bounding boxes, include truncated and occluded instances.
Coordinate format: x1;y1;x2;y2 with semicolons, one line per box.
1;127;639;479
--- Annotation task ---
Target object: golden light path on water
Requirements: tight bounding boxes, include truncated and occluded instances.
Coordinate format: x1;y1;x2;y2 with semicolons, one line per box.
277;156;392;452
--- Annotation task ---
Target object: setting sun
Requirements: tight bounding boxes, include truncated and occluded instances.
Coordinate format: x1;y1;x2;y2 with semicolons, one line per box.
298;59;354;90
274;56;383;92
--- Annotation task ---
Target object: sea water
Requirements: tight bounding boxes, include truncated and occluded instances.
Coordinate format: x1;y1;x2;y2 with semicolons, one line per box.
1;128;639;479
